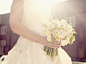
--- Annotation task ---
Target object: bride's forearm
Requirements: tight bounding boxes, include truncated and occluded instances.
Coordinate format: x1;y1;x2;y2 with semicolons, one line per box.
10;22;44;44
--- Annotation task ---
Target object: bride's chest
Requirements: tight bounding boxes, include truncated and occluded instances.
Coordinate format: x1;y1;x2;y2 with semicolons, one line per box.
23;1;51;14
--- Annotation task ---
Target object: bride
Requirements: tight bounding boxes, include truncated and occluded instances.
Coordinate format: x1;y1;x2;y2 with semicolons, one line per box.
1;0;72;64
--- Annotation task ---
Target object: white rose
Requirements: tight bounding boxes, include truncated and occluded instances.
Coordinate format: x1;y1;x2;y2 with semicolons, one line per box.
47;36;52;41
52;20;59;24
61;40;69;46
54;30;61;36
61;19;67;24
67;24;72;32
61;31;67;38
56;23;61;28
44;30;51;36
47;22;55;29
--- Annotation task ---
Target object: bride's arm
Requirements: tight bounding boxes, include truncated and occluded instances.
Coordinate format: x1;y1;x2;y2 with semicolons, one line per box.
10;0;60;48
10;0;44;44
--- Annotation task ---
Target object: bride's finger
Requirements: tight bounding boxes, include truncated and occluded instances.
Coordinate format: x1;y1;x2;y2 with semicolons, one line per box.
49;43;61;48
55;43;60;46
56;41;61;45
49;43;61;46
49;45;59;48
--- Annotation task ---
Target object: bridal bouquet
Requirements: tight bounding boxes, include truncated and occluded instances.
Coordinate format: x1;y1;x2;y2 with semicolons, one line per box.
42;19;77;57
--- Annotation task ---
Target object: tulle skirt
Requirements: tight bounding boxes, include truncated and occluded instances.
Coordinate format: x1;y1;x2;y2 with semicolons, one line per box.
1;36;72;64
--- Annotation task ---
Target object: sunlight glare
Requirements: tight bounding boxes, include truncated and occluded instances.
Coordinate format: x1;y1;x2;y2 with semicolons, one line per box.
0;0;13;14
37;0;68;4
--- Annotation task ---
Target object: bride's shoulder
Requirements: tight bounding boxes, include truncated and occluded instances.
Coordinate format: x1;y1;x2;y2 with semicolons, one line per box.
11;0;23;7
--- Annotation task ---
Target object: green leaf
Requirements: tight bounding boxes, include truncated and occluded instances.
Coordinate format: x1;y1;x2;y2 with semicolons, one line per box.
75;32;77;34
70;36;75;45
41;22;47;28
62;37;67;40
55;27;60;30
50;40;54;44
51;48;53;57
56;49;58;56
72;29;75;32
50;35;55;45
45;47;49;52
70;23;72;26
51;35;55;39
50;48;52;57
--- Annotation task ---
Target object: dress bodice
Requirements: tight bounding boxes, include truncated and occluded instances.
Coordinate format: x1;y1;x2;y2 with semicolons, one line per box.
21;0;51;37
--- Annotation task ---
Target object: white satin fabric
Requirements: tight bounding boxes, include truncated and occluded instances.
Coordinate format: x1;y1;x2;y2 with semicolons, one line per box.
1;0;72;64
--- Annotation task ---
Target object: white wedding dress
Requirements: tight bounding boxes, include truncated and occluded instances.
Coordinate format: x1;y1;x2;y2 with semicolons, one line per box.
1;0;72;64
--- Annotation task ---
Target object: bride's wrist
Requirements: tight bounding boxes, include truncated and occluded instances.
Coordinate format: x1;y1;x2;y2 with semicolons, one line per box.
36;36;45;44
38;36;45;44
41;37;49;46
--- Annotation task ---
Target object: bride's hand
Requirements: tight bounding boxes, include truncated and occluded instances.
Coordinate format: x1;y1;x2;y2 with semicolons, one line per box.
43;37;61;48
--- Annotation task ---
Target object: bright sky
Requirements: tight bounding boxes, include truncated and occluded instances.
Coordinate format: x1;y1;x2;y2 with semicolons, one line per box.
0;0;13;14
0;0;67;14
37;0;68;4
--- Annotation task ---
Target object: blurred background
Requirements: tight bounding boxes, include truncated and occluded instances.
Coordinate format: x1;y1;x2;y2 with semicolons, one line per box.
0;0;86;64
